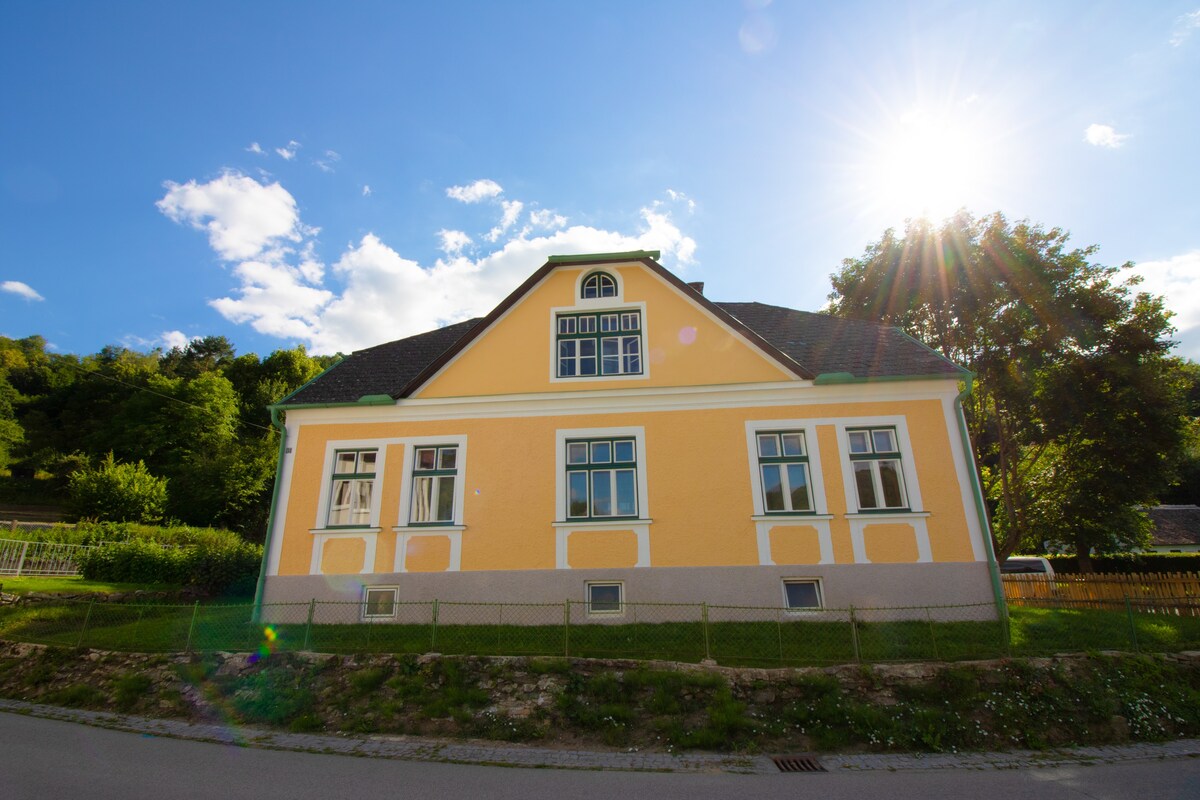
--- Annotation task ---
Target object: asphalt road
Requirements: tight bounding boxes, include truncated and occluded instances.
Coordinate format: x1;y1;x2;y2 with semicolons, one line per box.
2;712;1198;800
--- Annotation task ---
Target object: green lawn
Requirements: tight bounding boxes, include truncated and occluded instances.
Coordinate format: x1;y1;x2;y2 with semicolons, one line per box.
0;576;182;596
2;598;1197;665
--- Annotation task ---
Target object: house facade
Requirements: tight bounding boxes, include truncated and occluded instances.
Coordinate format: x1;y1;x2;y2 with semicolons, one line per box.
256;251;1002;618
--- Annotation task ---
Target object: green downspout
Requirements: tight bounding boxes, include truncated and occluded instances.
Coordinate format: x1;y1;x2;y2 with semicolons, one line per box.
252;405;289;624
954;377;1008;624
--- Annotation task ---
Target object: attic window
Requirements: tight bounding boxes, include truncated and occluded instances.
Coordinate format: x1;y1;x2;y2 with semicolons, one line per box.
581;271;617;299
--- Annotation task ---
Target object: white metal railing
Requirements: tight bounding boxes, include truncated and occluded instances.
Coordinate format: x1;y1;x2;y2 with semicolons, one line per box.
0;537;94;577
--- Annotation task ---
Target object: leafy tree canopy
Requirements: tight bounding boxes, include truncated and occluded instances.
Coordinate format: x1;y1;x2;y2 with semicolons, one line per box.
828;211;1190;569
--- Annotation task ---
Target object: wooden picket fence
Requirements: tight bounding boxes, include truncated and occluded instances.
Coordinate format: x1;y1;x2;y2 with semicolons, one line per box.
1003;572;1200;615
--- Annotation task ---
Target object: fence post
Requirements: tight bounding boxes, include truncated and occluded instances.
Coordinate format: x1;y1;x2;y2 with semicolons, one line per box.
1125;596;1140;652
76;598;95;649
431;599;439;650
701;602;711;662
849;605;861;663
564;599;571;658
926;607;940;661
184;601;200;653
303;599;315;651
15;541;29;577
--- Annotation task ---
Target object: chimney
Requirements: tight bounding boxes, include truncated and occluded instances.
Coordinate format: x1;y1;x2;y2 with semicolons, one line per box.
687;281;705;296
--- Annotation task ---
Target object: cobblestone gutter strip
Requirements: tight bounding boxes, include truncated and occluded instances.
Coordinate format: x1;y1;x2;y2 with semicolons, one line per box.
2;698;1197;774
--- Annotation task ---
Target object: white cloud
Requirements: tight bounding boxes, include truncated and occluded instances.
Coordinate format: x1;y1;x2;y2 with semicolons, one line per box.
157;171;312;262
1127;250;1200;360
162;172;698;354
246;142;264;155
362;185;372;197
1171;9;1200;46
446;179;503;203
438;229;472;255
275;140;301;160
160;330;196;350
485;199;524;242
1;280;44;301
528;208;568;229
314;150;341;173
1084;123;1130;148
666;189;697;213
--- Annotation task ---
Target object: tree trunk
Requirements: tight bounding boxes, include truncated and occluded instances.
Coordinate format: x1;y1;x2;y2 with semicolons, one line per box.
1075;533;1094;573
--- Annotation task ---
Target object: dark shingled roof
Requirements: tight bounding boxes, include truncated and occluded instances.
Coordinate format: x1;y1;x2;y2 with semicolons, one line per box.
1147;506;1200;547
715;302;964;381
281;318;482;406
279;299;964;407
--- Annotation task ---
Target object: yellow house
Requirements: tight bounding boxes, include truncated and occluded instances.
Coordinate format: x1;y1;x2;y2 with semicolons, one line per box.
256;251;1003;619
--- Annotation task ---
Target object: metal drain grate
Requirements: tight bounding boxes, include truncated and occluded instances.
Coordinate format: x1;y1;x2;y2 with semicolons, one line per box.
772;754;827;773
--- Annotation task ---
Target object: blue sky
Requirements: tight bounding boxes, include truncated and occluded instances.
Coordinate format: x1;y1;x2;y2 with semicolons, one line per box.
2;1;1198;359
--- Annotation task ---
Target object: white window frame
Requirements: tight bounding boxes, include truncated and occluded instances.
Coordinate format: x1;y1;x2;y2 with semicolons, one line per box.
314;440;391;531
549;299;650;384
753;430;816;515
846;426;910;512
581;270;619;299
832;417;923;515
555;427;649;523
408;444;461;525
586;581;625;615
744;421;830;518
362;585;399;620
397;435;468;529
781;578;824;612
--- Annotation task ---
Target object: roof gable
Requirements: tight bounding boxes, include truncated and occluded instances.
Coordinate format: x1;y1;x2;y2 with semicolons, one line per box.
279;253;966;407
414;255;799;399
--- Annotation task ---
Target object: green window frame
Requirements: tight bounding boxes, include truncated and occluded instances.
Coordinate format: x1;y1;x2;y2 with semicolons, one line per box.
410;445;459;525
557;310;642;377
566;437;639;520
327;449;377;528
846;427;909;511
755;431;814;514
581;271;617;299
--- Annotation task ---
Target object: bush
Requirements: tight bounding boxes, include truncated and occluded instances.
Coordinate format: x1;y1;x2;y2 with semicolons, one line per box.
1045;553;1200;574
67;453;168;524
5;520;246;548
77;537;262;595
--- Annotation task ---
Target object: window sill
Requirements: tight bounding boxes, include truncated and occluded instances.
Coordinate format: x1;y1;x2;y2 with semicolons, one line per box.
309;527;381;535
843;511;929;519
752;514;834;522
392;524;466;533
553;519;652;529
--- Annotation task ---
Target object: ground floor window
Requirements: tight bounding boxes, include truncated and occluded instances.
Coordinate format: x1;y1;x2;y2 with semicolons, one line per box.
362;586;398;619
782;579;823;610
586;581;624;614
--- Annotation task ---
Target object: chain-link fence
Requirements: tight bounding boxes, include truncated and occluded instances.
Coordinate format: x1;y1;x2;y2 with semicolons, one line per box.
3;595;1196;665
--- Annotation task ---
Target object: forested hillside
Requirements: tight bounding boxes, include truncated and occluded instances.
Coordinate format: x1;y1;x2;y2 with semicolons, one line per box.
0;335;338;540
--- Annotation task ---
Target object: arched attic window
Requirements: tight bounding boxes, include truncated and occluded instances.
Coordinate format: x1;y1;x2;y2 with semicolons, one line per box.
581;271;617;299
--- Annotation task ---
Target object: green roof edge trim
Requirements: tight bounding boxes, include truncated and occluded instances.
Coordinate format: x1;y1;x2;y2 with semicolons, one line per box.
546;250;660;264
356;394;395;405
813;371;968;385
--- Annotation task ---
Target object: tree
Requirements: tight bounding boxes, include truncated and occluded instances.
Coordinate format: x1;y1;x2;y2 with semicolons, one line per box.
67;452;168;523
827;212;1189;569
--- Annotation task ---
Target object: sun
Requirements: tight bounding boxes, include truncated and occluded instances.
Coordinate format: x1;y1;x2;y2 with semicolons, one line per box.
862;107;991;222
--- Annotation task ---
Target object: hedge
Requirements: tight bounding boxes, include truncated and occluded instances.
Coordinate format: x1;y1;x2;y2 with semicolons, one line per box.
1044;552;1200;574
8;520;245;549
76;538;263;596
